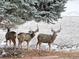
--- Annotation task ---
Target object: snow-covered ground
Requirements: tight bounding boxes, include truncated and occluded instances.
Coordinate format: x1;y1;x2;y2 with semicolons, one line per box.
0;16;79;51
61;0;79;16
0;0;79;51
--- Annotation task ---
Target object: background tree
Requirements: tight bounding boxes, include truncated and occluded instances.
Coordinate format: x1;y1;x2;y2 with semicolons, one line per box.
0;0;67;28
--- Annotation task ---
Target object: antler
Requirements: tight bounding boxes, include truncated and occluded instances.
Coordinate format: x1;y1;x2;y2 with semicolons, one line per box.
56;24;61;33
51;28;55;32
34;24;39;33
51;24;61;33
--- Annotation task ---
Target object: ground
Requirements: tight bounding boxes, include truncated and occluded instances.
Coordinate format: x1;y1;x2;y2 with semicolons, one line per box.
0;48;79;59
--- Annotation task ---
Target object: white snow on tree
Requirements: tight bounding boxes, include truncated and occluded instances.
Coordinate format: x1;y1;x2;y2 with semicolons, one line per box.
0;0;68;28
30;0;67;23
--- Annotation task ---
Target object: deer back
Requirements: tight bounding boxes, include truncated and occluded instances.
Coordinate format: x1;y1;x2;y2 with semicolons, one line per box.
5;30;16;40
37;34;53;43
17;33;31;41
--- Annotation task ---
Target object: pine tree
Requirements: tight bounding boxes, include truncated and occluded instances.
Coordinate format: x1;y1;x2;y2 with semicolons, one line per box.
0;0;67;28
24;0;68;24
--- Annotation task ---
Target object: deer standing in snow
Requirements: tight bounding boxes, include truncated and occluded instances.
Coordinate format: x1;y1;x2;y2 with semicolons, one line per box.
17;25;39;50
5;27;16;47
36;25;61;51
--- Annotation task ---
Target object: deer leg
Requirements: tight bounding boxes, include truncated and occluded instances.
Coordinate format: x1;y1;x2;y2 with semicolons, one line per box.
36;42;39;49
18;41;22;48
18;41;20;47
48;43;51;51
39;42;41;50
9;40;11;47
12;39;16;48
27;41;29;51
5;40;8;48
20;42;23;49
6;40;8;46
38;42;41;52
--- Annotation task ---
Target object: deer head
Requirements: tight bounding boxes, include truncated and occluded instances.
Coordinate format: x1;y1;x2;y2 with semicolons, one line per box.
51;24;61;35
29;24;39;38
6;27;11;32
51;24;61;41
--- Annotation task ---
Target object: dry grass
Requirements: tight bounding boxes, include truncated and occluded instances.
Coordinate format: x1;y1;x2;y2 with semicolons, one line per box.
0;48;79;59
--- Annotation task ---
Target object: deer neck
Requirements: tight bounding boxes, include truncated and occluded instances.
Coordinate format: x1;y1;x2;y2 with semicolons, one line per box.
30;33;35;38
7;28;10;32
51;32;57;41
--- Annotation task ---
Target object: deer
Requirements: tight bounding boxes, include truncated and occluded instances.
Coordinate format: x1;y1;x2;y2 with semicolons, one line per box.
5;27;16;47
36;25;61;51
17;25;39;50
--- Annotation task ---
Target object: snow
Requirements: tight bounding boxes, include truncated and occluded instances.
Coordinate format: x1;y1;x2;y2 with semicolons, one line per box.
0;0;79;51
17;16;79;51
62;0;79;16
0;16;79;51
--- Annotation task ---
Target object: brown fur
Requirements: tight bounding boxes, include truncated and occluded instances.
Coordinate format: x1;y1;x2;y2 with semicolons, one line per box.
36;25;61;51
5;28;16;47
17;27;39;49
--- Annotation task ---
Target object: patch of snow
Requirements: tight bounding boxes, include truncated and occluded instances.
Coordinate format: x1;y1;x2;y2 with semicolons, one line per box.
62;0;79;16
0;16;79;51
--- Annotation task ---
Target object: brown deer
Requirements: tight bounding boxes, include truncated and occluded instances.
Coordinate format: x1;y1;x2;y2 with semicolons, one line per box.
36;25;61;51
5;27;16;47
17;25;39;50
